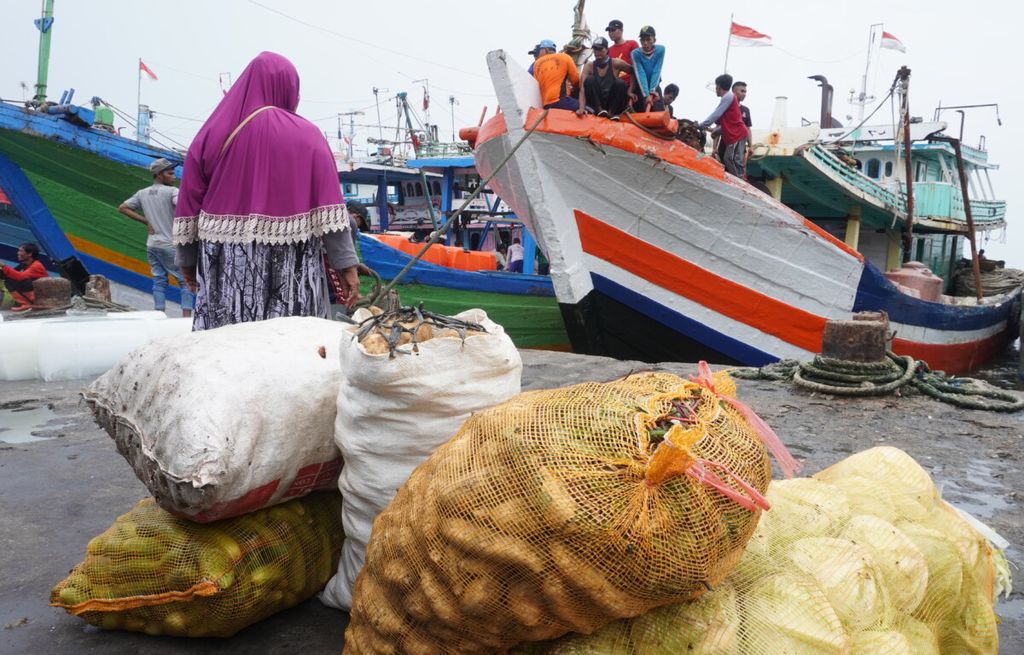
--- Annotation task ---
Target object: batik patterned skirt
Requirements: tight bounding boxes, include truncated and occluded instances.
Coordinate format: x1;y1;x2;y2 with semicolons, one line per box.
193;237;328;331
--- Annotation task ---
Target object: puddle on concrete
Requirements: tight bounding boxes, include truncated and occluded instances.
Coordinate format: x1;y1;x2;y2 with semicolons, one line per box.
0;404;72;444
940;459;1012;519
997;597;1024;621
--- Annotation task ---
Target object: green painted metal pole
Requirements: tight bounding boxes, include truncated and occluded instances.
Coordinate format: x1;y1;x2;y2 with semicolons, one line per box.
33;0;56;105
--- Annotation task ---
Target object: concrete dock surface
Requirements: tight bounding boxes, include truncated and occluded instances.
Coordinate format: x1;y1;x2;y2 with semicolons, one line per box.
1;349;1022;653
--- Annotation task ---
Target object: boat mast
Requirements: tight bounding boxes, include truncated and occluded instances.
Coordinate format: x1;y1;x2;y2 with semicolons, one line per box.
897;66;916;264
33;0;56;105
852;23;882;123
565;0;592;68
723;13;733;73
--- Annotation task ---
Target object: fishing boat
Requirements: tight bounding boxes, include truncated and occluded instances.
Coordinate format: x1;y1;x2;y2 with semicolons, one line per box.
472;50;1020;374
336;102;569;350
0;99;187;305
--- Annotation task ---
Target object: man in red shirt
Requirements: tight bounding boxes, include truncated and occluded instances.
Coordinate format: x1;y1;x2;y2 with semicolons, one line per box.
606;19;638;108
1;242;47;312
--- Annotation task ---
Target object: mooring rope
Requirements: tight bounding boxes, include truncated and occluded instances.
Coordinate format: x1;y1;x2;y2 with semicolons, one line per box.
731;352;1024;412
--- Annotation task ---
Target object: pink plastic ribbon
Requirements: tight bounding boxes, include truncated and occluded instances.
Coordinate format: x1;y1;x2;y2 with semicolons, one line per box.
691;361;802;479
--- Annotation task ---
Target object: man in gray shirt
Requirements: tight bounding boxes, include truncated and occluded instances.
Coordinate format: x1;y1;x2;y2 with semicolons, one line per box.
118;158;194;316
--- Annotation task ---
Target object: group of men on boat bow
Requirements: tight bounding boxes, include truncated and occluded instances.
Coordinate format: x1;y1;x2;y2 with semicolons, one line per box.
527;19;753;177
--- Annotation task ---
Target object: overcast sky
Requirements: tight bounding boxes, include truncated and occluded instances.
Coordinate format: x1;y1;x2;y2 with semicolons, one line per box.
2;0;1020;266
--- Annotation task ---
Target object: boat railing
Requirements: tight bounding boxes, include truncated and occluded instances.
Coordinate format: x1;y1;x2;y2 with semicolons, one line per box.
804;145;906;215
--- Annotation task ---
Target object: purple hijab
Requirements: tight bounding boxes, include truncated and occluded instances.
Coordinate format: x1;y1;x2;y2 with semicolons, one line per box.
173;51;348;247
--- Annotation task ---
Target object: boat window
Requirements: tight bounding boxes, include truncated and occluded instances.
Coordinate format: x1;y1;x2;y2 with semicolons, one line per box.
432;181;442;195
915;161;928;182
884;161;893;177
866;159;881;179
415;182;424;196
343;183;353;194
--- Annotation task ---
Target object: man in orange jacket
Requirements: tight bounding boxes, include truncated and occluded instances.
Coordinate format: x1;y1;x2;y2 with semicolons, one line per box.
1;242;47;312
532;39;580;111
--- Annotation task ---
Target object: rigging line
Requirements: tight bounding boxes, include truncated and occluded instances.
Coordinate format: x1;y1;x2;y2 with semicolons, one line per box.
143;60;220;84
246;0;488;79
772;46;867;65
155;111;205;122
824;84;896;143
101;101;188;151
394;71;494;98
301;96;378;106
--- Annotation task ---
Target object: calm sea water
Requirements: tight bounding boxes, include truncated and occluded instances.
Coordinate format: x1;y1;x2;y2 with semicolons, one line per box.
972;338;1023;391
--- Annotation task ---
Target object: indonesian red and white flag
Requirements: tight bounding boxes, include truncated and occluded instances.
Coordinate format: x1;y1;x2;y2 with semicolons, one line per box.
880;31;906;53
139;60;158;81
730;22;772;47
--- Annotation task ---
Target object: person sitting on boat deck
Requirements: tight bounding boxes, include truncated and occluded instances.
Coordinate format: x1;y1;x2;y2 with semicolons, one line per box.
119;158;195;318
0;242;47;312
606;19;639;108
662;83;679;118
506;238;525;273
576;37;633;118
631;26;666;113
532;39;581;111
699;73;751;178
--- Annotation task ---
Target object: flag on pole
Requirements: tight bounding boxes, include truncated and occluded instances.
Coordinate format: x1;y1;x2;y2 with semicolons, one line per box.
730;22;772;47
422;87;430;111
139;60;158;81
880;31;906;53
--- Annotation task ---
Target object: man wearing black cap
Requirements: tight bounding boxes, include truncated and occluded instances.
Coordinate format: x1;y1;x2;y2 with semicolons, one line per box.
118;158;194;316
576;37;633;118
606;19;638;106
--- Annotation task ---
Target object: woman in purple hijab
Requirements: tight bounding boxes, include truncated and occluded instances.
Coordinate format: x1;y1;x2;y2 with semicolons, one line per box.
173;51;358;330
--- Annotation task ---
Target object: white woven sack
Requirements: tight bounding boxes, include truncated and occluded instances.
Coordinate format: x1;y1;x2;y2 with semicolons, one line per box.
82;317;347;522
320;308;522;609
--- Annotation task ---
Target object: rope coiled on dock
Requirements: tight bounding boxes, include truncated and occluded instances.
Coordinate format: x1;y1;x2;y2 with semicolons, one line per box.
731;352;1024;412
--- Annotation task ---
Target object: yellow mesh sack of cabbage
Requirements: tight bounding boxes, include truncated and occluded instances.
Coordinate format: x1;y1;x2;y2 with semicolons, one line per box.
516;446;1002;654
346;368;802;655
50;491;343;637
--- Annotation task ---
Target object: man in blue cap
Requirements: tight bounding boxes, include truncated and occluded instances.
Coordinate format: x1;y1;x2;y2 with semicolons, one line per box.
532;39;580;111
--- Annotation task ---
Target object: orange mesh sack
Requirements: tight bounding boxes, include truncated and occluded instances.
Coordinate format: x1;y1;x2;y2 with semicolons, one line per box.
346;368;800;654
50;492;343;638
514;446;1003;654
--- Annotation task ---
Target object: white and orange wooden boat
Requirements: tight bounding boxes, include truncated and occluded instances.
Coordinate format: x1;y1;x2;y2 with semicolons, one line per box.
470;50;1020;374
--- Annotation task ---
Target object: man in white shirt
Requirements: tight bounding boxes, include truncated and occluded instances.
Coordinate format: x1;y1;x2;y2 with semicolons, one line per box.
118;158;194;316
506;238;525;273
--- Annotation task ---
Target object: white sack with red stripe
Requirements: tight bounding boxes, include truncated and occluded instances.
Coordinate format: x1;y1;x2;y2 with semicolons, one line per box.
321;308;522;610
83;317;347;522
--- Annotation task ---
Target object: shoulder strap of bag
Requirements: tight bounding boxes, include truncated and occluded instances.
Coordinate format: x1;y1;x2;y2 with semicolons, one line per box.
217;105;278;161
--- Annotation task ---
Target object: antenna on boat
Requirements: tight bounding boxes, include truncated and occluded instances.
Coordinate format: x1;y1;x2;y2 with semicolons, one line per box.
449;95;459;141
372;87;388;141
32;0;56;106
850;23;883;123
339;110;365;161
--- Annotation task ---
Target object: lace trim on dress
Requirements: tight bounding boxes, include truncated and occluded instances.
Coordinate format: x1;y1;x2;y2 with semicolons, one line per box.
172;204;350;246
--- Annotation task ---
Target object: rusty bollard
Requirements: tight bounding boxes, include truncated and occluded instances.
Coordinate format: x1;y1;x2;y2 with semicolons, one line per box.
821;311;890;362
32;277;73;309
84;275;112;303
